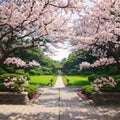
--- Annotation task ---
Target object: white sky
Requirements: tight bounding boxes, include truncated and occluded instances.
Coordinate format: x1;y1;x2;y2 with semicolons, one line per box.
47;42;72;61
50;48;71;61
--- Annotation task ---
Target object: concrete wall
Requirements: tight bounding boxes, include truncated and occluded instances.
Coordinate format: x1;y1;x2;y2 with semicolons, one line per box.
93;92;120;105
0;92;29;105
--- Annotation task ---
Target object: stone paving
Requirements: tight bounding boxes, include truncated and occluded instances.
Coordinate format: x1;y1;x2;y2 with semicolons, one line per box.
0;76;120;120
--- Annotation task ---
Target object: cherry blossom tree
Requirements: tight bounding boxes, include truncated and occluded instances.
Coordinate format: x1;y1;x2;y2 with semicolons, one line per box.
73;0;120;69
0;0;82;66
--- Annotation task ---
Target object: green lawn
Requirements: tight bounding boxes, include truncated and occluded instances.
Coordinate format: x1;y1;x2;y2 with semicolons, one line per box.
62;75;90;87
29;75;57;87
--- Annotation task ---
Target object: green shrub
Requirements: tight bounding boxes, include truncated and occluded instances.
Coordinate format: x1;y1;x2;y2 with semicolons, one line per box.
0;74;19;83
0;83;18;92
81;85;94;99
0;67;6;75
29;69;41;75
0;73;30;82
114;79;120;92
88;74;97;82
15;69;25;74
97;74;109;79
4;66;15;73
114;75;120;80
24;85;37;98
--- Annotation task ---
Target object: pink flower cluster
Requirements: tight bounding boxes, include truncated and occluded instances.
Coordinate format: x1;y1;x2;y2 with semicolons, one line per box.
4;57;27;67
91;58;116;67
28;60;40;67
4;57;40;67
80;62;91;70
92;77;116;92
3;76;28;92
80;58;116;70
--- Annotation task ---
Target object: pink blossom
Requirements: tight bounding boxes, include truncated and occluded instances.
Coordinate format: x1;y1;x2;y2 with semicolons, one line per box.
28;60;40;67
79;62;90;70
4;57;27;67
92;77;116;92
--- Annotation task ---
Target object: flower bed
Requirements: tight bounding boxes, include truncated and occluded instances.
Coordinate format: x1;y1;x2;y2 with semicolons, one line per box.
75;90;89;100
93;92;120;105
30;88;43;103
0;92;29;105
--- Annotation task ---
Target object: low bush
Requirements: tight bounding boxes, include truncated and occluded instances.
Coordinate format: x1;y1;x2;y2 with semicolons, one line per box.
24;85;37;99
0;74;19;83
97;74;109;78
88;74;97;82
0;73;30;82
81;85;94;99
15;69;25;75
114;75;120;80
0;83;19;92
29;69;41;75
3;66;15;73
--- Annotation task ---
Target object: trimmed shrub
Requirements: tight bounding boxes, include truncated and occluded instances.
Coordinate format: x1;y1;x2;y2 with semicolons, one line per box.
15;69;25;74
81;85;94;99
88;74;97;82
97;74;109;78
114;75;120;80
0;73;30;82
0;74;19;83
24;85;37;99
0;83;19;92
29;69;41;75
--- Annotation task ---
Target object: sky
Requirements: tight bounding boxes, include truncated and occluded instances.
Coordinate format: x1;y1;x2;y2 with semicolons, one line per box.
47;42;72;61
49;48;71;61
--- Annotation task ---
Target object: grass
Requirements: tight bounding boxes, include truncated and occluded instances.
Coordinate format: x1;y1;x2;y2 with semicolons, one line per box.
29;75;57;87
62;75;90;87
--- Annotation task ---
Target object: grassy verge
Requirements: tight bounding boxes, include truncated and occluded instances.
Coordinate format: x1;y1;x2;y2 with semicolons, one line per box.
62;75;90;87
29;75;57;87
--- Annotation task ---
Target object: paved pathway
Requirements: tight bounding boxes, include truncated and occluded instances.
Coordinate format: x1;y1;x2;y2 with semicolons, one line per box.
54;76;65;88
0;76;120;120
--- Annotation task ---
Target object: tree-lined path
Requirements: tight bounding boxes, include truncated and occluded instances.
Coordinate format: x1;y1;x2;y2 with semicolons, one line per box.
0;76;120;120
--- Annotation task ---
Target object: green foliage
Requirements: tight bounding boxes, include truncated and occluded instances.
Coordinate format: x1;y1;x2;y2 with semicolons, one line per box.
0;67;7;75
112;78;120;92
15;69;25;74
15;69;30;80
114;75;120;80
0;74;20;83
12;47;61;75
29;69;41;75
61;50;97;75
97;74;109;78
0;83;19;92
88;74;97;82
24;85;37;98
3;66;15;73
88;74;110;82
0;73;29;83
81;85;94;99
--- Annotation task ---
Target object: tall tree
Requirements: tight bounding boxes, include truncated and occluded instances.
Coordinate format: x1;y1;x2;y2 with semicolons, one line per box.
72;0;120;69
0;0;80;66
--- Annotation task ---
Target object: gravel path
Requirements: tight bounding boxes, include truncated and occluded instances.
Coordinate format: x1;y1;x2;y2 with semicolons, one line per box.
0;76;120;120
